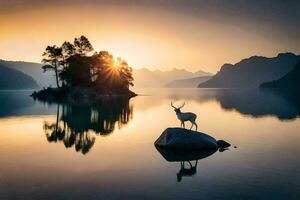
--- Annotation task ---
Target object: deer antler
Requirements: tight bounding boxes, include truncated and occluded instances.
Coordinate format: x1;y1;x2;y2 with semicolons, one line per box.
171;101;177;109
178;102;185;109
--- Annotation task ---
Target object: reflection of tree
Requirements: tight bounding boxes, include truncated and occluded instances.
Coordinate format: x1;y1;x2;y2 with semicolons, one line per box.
43;98;133;154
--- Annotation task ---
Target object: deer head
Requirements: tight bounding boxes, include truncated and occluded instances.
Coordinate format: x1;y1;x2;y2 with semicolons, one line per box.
171;101;185;113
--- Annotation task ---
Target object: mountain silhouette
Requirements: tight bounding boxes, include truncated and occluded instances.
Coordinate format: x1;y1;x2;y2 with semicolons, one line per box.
0;60;56;88
198;53;299;88
164;76;212;88
133;68;212;87
0;64;39;90
1;59;212;88
260;60;300;89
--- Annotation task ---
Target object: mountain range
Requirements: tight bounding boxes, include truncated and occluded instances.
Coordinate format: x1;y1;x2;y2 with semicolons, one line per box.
133;68;212;87
164;76;212;88
260;60;300;89
0;59;212;89
198;53;299;88
0;64;39;90
0;60;56;88
1;52;299;90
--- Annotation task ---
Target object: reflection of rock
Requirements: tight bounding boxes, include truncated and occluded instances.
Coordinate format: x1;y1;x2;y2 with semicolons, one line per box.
154;129;228;182
156;146;217;162
43;98;133;154
155;128;229;150
155;146;218;182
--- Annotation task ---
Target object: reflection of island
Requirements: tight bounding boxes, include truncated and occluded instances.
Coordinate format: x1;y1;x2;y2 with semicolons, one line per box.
43;98;133;154
155;147;217;182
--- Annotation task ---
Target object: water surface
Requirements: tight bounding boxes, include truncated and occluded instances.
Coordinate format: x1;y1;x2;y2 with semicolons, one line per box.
0;89;299;200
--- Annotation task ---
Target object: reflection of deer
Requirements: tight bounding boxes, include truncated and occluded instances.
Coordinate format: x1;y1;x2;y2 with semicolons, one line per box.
171;102;198;131
177;160;198;182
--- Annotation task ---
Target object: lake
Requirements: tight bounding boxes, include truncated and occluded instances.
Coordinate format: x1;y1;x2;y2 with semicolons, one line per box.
0;89;299;200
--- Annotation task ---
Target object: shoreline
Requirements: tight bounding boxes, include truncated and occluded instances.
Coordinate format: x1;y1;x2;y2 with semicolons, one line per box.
31;87;137;104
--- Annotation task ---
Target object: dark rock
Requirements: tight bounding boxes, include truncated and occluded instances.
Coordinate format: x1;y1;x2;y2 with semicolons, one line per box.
219;148;229;152
154;128;219;150
217;140;231;148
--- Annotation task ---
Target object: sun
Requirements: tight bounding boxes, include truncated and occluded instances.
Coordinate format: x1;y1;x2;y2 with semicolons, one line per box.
94;37;153;68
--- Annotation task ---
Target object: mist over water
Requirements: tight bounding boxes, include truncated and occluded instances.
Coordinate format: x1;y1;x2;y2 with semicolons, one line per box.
0;88;299;200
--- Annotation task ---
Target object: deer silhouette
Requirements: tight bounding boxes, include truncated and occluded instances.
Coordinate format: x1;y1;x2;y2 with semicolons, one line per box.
171;102;198;131
176;160;198;182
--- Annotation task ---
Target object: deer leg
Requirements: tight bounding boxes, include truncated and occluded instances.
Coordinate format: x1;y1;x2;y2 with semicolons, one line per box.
194;121;198;131
190;121;193;130
191;120;198;131
182;122;185;129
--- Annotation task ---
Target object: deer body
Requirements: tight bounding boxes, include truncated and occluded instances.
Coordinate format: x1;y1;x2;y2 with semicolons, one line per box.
171;102;198;131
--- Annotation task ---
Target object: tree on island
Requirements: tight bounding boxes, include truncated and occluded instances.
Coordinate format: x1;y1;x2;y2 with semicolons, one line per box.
39;35;134;99
73;35;94;56
42;45;63;88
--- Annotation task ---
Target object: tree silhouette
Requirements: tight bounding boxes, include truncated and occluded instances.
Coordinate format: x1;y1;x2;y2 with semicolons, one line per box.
117;58;134;88
42;45;63;88
60;41;75;87
73;35;94;56
63;55;92;87
38;35;135;98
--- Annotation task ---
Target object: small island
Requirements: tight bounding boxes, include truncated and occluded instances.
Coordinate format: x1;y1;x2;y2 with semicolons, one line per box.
31;35;136;103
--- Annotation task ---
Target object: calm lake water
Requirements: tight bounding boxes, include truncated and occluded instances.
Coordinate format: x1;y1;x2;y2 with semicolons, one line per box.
0;89;299;200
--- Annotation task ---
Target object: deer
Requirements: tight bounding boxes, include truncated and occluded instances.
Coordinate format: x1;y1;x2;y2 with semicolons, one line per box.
171;102;198;131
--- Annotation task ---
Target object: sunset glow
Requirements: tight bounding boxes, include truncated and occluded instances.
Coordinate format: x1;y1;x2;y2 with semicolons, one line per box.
0;1;299;199
1;1;299;72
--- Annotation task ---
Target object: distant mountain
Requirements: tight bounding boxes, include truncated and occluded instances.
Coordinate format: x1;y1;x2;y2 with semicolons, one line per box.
260;60;300;89
133;68;212;87
0;60;56;88
0;64;39;90
1;60;211;88
193;70;212;77
198;53;299;88
164;76;212;88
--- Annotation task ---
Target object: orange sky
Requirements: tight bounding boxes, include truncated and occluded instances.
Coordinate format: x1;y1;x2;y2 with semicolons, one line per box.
0;1;299;73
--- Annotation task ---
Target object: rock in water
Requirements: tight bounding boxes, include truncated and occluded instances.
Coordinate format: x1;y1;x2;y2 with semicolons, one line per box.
154;128;219;150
